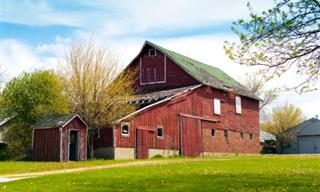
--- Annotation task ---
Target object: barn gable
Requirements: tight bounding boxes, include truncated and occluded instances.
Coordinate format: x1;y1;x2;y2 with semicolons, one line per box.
127;41;260;100
129;43;199;92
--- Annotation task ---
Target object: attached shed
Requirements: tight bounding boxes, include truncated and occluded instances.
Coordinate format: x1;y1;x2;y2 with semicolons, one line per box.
32;113;88;161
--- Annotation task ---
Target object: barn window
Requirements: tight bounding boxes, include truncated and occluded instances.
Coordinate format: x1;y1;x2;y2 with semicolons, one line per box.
235;96;242;114
213;99;221;115
240;132;243;139
250;134;253;140
157;127;164;138
149;49;157;56
224;130;228;137
121;123;130;137
211;129;215;136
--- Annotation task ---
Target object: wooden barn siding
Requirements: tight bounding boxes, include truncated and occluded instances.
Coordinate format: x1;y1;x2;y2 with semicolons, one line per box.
115;86;260;154
131;45;199;91
93;128;113;149
32;128;60;161
61;118;87;161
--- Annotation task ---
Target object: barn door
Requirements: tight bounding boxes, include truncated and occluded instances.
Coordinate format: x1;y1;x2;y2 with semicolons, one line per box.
298;136;320;154
135;129;154;159
179;116;202;157
69;130;78;161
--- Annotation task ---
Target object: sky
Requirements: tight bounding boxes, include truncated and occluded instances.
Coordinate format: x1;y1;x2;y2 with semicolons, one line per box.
1;0;319;118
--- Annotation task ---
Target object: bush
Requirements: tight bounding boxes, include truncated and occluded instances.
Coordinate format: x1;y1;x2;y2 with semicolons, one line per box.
151;154;163;159
15;153;32;161
0;143;11;160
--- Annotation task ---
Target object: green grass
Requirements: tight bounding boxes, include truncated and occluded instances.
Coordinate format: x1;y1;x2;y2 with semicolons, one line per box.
1;155;320;192
0;159;133;175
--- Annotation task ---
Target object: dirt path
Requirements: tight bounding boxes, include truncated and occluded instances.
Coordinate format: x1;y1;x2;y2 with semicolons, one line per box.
0;158;203;183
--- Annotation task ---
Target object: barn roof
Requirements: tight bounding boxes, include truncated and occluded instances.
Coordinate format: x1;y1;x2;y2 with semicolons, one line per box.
285;118;320;136
117;85;202;122
144;41;261;101
129;85;199;105
33;113;88;129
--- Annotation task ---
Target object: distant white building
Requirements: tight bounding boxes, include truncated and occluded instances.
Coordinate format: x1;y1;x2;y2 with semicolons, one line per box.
260;130;276;153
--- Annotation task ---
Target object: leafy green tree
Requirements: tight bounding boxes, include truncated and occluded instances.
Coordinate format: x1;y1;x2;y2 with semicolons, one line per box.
1;70;68;156
261;103;305;153
225;0;320;92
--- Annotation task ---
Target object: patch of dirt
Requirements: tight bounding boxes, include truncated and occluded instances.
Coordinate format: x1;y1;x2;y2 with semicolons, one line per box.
0;158;203;183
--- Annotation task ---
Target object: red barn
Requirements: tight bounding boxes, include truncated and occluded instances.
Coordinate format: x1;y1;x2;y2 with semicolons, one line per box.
32;113;88;161
94;41;261;159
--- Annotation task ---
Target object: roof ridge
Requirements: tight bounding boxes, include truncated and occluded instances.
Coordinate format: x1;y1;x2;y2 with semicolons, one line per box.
146;41;260;100
146;41;221;71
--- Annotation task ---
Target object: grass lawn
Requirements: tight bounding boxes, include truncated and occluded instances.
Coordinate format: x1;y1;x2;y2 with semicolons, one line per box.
1;155;320;192
0;159;134;175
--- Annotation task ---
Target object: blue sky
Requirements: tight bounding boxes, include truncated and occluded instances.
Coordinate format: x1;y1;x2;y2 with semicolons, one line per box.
1;0;319;118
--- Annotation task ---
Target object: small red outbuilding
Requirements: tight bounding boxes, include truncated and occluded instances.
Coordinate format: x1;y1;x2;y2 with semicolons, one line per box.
32;113;88;161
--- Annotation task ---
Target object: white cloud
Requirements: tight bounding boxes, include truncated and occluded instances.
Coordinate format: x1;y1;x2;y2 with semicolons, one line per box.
3;1;81;26
270;91;320;119
1;38;71;81
36;36;72;56
3;0;275;36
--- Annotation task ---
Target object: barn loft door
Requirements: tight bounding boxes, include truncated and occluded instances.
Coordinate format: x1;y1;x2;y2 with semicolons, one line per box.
179;116;202;157
135;129;154;159
69;130;78;161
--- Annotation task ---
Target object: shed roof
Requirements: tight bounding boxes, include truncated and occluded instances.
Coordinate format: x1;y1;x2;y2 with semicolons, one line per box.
33;113;88;129
129;85;200;105
286;118;320;136
260;130;276;142
145;41;261;101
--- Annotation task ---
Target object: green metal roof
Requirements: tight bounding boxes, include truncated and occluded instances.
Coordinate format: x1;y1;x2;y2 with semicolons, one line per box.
146;41;261;100
33;113;82;129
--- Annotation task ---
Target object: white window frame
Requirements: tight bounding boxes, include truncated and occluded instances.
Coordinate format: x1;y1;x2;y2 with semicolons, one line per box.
235;96;242;114
121;122;130;137
213;98;221;115
148;49;157;56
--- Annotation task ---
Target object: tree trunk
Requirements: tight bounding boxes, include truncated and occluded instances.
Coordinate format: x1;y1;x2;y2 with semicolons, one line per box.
88;129;94;159
90;129;94;158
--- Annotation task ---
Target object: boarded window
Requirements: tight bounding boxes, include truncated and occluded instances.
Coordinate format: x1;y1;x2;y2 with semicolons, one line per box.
211;129;215;136
140;51;165;85
213;99;221;115
235;96;242;114
121;123;130;137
